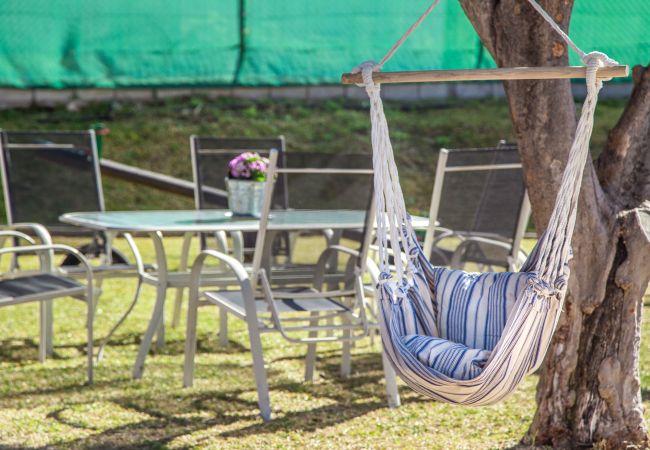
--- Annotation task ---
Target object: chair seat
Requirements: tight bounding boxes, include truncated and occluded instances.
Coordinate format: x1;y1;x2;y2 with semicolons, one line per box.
154;270;240;288
429;239;514;269
269;266;347;286
0;273;85;306
203;288;349;320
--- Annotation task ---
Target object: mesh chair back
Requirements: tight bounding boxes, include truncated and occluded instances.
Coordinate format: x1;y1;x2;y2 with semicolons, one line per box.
269;152;374;269
190;136;287;210
284;152;373;212
435;147;525;239
0;130;103;234
191;136;287;257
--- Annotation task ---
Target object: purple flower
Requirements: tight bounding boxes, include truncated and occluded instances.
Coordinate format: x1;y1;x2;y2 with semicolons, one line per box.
249;160;265;172
228;151;268;180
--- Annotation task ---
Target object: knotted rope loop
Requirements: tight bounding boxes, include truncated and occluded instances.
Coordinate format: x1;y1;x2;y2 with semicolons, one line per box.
360;63;381;94
581;50;619;69
351;60;381;89
528;276;557;298
582;51;619;89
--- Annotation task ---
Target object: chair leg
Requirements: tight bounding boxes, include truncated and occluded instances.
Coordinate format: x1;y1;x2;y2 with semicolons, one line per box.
46;300;54;357
38;301;50;362
156;317;165;350
219;306;229;346
326;316;334;337
156;286;167;350
183;283;200;388
133;283;166;379
171;288;184;329
304;312;319;382
340;314;352;378
87;294;94;385
243;306;271;421
381;351;400;408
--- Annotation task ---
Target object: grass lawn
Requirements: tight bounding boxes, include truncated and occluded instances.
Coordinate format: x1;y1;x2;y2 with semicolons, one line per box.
0;235;648;449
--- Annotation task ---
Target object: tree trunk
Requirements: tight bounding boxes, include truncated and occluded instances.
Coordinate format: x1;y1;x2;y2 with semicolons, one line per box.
458;1;650;447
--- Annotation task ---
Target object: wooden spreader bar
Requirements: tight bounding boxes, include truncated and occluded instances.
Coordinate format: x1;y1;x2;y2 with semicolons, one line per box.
341;65;629;85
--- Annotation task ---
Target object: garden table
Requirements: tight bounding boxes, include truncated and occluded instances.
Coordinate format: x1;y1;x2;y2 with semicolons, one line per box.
60;209;429;379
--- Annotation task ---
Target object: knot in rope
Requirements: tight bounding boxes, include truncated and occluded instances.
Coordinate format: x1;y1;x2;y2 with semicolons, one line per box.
581;51;619;69
528;276;557;298
553;274;568;293
377;272;393;286
582;51;618;90
351;60;381;90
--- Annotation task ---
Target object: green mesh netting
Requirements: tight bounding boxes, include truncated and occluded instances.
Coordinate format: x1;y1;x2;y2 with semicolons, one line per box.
0;0;646;88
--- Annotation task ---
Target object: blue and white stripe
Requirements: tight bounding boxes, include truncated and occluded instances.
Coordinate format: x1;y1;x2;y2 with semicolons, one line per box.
374;244;567;405
402;334;491;380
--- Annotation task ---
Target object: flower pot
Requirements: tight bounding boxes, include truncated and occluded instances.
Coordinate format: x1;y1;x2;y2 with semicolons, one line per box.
226;178;266;217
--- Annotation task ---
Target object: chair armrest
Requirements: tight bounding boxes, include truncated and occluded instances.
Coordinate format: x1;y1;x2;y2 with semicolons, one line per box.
1;223;53;245
449;236;512;269
0;244;94;286
189;249;255;333
0;230;36;246
190;249;251;288
430;229;463;246
313;245;360;290
0;231;37;271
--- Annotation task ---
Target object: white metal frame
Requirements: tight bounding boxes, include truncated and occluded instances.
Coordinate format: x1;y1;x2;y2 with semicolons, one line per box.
183;149;399;421
0;230;95;383
0;129;145;360
422;146;532;271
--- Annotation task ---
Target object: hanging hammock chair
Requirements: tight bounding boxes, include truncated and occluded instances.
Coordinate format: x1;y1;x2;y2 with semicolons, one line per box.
344;0;628;405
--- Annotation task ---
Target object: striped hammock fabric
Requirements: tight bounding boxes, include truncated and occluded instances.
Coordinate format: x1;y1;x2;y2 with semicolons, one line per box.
374;239;569;404
357;0;619;405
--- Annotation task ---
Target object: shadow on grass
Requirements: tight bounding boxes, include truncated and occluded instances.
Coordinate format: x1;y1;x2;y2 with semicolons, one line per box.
0;326;416;448
3;348;416;448
0;337;93;363
97;331;251;357
0;337;41;362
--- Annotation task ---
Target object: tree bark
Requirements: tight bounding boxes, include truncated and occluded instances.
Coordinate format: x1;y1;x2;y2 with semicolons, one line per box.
458;1;650;447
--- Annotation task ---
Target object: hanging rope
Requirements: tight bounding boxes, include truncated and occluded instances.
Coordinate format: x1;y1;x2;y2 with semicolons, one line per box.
350;0;622;405
524;0;586;60
377;0;441;70
354;0;617;291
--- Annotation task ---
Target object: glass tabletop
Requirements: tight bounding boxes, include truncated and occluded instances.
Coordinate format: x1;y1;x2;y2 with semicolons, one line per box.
60;209;429;233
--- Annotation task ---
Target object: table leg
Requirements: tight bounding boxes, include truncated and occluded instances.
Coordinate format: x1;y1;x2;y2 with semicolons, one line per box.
156;320;165;350
132;231;168;379
133;282;166;379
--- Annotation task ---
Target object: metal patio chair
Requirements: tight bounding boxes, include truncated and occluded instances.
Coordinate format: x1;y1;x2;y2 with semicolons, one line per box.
172;136;288;328
0;129;145;359
183;149;399;421
421;144;531;271
0;230;95;383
